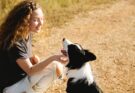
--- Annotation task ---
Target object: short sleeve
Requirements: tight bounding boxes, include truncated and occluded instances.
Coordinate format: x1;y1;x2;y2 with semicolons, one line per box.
7;41;29;62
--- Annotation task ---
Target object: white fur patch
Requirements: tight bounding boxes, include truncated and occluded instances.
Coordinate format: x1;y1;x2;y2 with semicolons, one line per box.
67;63;94;85
63;39;73;51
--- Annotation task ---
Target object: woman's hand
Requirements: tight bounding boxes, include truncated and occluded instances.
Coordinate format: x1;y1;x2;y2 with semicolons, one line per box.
52;55;68;64
61;49;67;56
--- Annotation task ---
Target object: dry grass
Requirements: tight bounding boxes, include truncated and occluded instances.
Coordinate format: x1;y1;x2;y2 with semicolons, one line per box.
41;0;118;28
0;0;117;27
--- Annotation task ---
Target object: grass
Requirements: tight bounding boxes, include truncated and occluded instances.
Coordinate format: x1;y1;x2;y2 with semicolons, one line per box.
40;0;118;28
0;0;118;28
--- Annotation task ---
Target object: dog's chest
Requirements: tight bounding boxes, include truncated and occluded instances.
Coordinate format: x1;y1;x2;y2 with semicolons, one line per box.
67;63;94;85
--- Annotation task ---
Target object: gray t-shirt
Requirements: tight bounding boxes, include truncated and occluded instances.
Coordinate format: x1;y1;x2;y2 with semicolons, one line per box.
0;35;32;91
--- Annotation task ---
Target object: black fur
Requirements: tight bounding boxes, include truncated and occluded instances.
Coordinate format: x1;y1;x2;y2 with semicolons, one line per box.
66;78;103;93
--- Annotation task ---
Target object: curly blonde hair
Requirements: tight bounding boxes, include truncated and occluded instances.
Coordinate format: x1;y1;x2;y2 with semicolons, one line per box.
0;0;40;50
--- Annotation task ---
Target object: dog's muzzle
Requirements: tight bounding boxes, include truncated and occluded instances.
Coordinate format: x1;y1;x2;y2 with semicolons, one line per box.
63;38;73;51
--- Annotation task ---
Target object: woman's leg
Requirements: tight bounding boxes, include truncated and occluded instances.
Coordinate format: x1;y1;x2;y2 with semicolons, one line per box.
3;61;64;93
29;61;64;93
3;77;30;93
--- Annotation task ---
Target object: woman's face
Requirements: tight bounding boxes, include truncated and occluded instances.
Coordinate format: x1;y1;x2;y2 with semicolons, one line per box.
29;8;44;33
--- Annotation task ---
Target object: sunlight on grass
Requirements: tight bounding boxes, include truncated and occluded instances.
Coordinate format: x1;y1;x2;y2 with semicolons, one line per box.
0;0;118;27
41;0;118;28
34;0;118;41
0;0;118;42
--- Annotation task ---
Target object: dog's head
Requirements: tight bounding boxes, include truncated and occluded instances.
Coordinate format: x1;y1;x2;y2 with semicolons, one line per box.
62;38;96;69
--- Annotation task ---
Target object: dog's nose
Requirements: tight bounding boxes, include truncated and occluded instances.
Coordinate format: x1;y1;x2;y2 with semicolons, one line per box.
63;38;65;41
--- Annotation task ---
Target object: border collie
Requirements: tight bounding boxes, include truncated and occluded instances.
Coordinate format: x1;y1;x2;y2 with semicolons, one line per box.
62;38;103;93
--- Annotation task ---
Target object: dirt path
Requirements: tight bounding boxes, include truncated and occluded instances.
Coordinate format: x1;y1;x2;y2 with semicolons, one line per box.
33;0;135;93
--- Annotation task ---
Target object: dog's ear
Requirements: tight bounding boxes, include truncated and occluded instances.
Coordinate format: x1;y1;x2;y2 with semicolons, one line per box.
84;50;96;62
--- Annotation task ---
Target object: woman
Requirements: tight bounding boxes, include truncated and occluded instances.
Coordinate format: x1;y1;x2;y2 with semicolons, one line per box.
0;0;67;93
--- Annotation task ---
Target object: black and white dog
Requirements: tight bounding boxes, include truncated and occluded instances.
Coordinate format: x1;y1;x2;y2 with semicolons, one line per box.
62;38;103;93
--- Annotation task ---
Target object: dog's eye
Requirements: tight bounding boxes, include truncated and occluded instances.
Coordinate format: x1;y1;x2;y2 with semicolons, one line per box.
74;43;83;50
81;50;85;55
74;43;85;55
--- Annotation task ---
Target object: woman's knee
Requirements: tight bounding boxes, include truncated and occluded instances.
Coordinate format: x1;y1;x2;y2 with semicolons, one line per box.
51;61;64;79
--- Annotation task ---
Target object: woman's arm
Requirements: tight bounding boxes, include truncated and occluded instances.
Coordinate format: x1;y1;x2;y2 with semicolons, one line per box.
16;55;67;76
